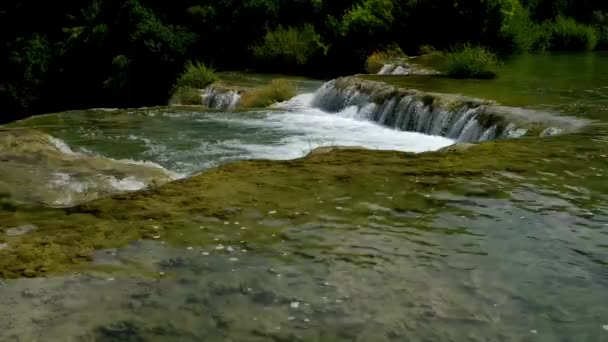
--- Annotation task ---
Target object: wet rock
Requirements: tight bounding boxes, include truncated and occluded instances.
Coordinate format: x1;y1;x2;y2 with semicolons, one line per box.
5;224;38;236
438;143;475;153
22;269;37;278
308;146;369;156
94;321;146;342
251;291;277;305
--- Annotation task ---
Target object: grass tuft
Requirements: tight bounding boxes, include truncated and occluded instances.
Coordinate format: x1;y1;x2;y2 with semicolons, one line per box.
365;45;406;74
173;61;217;90
169;87;202;105
440;44;499;79
239;79;296;108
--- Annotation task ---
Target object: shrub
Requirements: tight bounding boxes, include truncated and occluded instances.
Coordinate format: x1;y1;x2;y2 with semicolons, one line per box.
543;17;598;51
173;61;217;90
251;25;326;70
419;45;441;55
440;44;499;79
169;87;202;105
365;45;406;74
240;79;296;108
500;3;544;53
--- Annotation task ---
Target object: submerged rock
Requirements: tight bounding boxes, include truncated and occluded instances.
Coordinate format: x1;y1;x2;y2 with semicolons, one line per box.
0;129;174;207
438;143;475;153
5;224;38;237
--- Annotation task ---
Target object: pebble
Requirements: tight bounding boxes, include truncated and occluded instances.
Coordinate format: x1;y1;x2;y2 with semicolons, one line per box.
201;252;210;256
603;325;608;331
152;225;159;230
6;224;38;237
226;246;235;252
215;245;225;250
224;222;229;225
304;318;310;323
241;227;247;230
234;222;240;225
186;247;193;250
268;211;277;214
107;278;115;281
229;257;239;262
290;302;300;309
288;316;296;321
530;330;537;334
152;235;161;239
159;272;165;276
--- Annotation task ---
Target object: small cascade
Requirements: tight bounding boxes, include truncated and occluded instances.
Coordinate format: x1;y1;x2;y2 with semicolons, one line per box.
376;62;441;76
311;79;510;142
201;87;241;110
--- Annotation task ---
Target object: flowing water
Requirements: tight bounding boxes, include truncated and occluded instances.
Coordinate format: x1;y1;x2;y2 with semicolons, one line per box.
1;54;608;341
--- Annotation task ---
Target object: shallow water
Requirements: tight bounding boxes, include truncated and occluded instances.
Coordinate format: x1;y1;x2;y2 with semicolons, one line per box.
11;94;453;177
1;54;608;341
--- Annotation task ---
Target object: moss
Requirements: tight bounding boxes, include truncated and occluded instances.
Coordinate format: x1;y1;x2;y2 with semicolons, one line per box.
421;94;436;107
0;125;606;278
239;79;296;108
169;86;202;105
365;46;407;74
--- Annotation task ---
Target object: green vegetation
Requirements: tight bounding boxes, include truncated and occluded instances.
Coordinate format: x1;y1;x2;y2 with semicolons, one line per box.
173;61;217;90
365;45;406;74
543;17;598;51
1;0;608;122
440;45;499;79
169;87;202;106
251;25;326;71
240;79;296;108
1;123;607;278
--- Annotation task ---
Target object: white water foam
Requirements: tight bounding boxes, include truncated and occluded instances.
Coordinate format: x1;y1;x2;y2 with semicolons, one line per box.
204;93;454;160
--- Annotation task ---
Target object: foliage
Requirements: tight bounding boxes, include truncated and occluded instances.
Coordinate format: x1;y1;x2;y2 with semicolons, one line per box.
441;45;499;79
543;16;598;51
240;79;296;108
1;0;607;122
365;45;406;74
173;62;217;91
500;3;544;53
169;87;202;106
419;45;441;55
251;25;326;70
340;0;395;36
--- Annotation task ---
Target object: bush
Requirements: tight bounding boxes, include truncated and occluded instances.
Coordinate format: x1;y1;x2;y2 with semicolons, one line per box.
543;17;598;51
365;45;406;74
169;87;202;105
419;45;441;55
500;3;544;53
173;61;217;90
251;25;326;70
240;79;296;108
441;44;499;79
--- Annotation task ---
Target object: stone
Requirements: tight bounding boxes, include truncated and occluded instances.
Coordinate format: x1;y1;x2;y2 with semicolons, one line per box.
6;224;38;236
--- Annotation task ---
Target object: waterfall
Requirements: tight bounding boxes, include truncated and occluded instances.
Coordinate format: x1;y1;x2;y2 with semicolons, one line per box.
201;88;241;110
311;79;525;143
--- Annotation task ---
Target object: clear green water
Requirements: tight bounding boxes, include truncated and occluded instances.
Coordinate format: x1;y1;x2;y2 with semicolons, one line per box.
1;54;608;341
